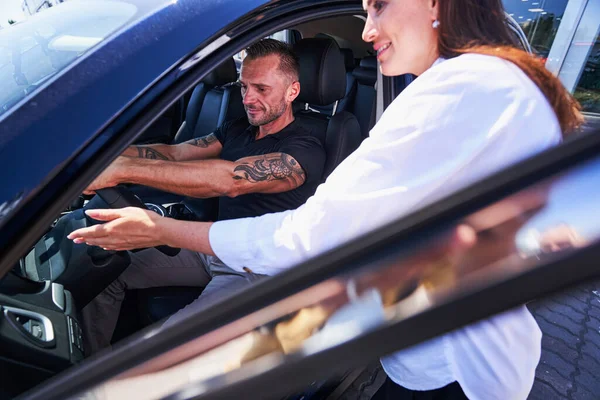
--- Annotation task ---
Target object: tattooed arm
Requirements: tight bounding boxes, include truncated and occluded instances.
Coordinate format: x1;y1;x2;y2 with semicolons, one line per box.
231;153;307;194
121;133;223;162
100;152;307;198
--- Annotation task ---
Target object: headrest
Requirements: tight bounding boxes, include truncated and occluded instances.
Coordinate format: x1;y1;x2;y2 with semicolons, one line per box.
202;58;237;86
293;38;346;106
340;48;355;71
352;56;377;86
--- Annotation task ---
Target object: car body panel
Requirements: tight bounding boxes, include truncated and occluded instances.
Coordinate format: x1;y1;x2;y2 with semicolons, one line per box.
0;0;269;254
2;0;599;398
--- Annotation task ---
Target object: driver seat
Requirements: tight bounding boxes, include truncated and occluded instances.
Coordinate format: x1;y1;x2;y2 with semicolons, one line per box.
118;38;362;333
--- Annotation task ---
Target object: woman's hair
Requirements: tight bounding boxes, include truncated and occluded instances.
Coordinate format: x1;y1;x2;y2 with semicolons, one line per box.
437;0;583;136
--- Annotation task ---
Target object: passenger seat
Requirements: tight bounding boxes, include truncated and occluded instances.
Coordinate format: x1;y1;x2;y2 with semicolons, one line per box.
338;48;358;112
293;38;362;180
348;56;377;138
312;47;357;116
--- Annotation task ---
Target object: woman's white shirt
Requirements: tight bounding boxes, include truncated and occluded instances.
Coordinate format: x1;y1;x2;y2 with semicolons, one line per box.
210;53;560;399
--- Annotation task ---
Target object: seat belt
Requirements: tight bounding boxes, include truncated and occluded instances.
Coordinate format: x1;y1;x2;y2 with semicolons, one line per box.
368;65;382;135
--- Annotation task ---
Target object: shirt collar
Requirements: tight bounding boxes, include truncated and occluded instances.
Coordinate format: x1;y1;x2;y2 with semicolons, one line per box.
251;118;298;142
430;57;446;69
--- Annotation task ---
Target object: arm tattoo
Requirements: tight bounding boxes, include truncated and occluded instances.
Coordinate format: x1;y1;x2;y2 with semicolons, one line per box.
233;153;306;187
190;133;218;148
136;147;169;160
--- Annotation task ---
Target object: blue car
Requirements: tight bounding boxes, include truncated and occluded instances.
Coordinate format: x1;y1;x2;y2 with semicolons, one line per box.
0;0;599;399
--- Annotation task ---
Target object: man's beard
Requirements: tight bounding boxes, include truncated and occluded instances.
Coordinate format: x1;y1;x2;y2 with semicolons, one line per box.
246;100;287;127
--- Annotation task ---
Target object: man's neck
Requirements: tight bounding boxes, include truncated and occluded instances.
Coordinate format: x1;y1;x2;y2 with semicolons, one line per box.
256;108;295;140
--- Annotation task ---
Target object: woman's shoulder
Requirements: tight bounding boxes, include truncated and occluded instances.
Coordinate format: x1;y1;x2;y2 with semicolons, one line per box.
393;52;551;113
378;52;559;139
422;53;538;93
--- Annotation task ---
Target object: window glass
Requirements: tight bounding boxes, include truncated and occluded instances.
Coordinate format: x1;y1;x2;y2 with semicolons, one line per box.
573;31;600;113
0;0;137;118
503;0;569;60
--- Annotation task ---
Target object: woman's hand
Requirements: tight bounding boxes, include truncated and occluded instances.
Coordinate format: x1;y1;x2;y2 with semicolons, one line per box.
68;207;168;251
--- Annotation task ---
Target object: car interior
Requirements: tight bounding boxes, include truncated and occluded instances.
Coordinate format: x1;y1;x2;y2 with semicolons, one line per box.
3;6;580;397
0;13;383;399
1;3;597;397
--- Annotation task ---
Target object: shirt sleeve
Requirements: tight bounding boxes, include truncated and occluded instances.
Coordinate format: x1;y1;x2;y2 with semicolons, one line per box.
213;117;244;146
210;54;561;276
278;136;326;185
212;124;227;146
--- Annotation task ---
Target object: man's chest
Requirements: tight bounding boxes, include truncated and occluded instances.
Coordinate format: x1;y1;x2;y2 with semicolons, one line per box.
220;136;283;162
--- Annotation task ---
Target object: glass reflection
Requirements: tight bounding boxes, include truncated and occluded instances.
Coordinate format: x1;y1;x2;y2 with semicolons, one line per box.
76;157;600;400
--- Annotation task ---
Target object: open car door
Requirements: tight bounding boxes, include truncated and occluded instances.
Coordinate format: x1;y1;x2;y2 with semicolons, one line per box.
24;127;600;400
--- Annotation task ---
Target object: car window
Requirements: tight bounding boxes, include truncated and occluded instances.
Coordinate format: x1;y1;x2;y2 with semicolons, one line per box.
504;0;600;115
573;30;600;114
503;0;569;60
0;0;137;118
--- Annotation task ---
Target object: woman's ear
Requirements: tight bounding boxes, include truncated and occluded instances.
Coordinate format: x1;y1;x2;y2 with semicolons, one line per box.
428;0;439;22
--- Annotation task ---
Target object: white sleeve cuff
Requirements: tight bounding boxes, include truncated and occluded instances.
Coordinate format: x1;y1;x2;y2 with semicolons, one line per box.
209;217;254;273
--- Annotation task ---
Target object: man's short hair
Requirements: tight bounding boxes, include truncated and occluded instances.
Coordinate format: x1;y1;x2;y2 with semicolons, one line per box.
244;38;300;83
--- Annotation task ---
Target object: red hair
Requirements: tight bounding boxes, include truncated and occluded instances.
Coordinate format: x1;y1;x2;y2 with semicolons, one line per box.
437;0;583;135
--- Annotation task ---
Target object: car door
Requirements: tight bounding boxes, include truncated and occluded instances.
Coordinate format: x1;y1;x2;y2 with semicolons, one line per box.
24;124;600;400
3;0;599;399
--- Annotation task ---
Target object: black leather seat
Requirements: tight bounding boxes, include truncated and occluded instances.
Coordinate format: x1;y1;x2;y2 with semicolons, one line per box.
293;38;362;180
312;47;357;116
348;56;377;138
131;58;244;205
338;48;358;112
173;58;244;143
128;38;363;327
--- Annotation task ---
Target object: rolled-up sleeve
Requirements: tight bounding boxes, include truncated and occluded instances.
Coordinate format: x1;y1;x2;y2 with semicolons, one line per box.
209;54;561;276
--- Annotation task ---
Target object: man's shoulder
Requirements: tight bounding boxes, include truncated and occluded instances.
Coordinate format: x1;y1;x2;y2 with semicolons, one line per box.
218;117;252;142
222;116;251;133
284;115;326;147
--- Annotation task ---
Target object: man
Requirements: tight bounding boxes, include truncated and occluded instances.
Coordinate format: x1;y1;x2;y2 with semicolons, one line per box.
80;39;326;354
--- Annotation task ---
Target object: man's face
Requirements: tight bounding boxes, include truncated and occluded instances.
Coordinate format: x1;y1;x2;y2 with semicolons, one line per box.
239;54;296;126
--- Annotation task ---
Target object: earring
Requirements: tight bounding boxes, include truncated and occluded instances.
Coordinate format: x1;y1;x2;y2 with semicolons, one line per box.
432;20;440;29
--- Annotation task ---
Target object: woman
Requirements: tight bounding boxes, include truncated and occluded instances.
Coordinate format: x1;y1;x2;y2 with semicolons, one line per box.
70;0;583;398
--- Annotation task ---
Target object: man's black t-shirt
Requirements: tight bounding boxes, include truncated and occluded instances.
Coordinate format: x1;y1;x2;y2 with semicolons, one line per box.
214;117;326;221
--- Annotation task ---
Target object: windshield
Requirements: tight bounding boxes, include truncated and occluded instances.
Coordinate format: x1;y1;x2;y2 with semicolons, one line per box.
0;0;137;118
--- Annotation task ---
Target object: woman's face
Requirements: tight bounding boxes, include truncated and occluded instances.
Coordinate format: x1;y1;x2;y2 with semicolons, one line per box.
362;0;439;76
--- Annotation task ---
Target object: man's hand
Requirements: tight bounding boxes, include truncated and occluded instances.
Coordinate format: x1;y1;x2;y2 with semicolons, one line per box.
84;157;126;195
68;207;168;251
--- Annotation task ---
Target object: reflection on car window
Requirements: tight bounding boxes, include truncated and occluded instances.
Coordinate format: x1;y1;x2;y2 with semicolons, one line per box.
573;34;600;114
73;152;600;400
503;0;600;114
503;0;568;61
0;0;137;119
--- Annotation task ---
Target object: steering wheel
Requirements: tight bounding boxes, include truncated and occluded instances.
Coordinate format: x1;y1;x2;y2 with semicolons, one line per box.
95;186;181;257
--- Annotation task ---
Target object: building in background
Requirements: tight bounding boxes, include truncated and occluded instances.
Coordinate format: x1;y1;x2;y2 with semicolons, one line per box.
21;0;64;16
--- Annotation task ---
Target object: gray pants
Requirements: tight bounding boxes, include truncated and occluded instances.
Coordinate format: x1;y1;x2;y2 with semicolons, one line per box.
81;248;266;354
